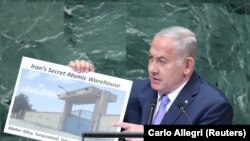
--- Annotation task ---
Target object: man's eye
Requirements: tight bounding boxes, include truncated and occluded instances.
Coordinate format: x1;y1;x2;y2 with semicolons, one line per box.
159;60;167;64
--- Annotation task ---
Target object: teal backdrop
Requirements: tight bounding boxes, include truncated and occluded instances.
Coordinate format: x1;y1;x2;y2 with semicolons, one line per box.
0;0;250;140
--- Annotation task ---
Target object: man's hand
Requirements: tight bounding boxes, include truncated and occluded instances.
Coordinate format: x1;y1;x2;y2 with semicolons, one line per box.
113;122;144;141
68;60;95;73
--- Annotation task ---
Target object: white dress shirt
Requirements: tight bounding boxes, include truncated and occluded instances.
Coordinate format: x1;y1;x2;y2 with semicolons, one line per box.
153;80;189;118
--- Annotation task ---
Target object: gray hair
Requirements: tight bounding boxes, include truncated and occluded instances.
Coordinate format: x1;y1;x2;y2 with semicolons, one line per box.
155;26;196;61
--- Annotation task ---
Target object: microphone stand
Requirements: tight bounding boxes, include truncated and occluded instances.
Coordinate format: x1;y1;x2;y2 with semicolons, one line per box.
82;132;144;141
148;103;156;124
179;107;193;125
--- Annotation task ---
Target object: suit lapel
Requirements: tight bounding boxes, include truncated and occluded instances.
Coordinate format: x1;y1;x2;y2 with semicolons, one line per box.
161;91;195;124
141;89;158;124
161;72;200;124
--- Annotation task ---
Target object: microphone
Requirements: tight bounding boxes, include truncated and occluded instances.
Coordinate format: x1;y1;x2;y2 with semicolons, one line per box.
82;132;143;138
177;103;193;125
148;103;156;124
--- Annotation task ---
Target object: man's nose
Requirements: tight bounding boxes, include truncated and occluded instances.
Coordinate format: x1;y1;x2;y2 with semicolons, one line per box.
148;62;159;73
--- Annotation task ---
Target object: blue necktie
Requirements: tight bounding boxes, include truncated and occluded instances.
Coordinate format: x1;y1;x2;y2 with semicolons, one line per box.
152;95;170;125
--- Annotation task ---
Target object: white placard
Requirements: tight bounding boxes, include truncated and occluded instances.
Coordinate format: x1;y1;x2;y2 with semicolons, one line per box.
4;56;132;141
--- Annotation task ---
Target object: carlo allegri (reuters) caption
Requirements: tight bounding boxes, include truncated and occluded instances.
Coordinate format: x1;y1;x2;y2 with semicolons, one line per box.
144;125;249;140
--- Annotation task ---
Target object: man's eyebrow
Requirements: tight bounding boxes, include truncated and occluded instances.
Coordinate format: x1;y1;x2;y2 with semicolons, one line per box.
158;56;167;59
149;56;168;61
148;53;168;60
156;56;168;60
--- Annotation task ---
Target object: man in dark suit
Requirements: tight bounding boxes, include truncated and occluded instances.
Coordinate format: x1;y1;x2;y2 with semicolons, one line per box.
69;26;233;136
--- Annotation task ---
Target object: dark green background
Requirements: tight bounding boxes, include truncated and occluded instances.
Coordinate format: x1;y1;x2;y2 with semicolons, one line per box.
1;0;250;140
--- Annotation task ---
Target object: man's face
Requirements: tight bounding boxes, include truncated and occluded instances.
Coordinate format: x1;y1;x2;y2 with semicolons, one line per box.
148;35;186;93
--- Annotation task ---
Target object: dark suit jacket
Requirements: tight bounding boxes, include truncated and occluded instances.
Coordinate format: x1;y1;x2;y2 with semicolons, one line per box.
124;72;233;125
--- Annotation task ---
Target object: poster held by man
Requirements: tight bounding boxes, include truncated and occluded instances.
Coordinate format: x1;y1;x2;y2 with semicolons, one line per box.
4;56;132;141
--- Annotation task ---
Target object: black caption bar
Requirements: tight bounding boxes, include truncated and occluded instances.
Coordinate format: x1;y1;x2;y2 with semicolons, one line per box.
144;125;249;140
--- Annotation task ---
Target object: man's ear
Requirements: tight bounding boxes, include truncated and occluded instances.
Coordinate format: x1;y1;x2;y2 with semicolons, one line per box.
183;57;195;75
